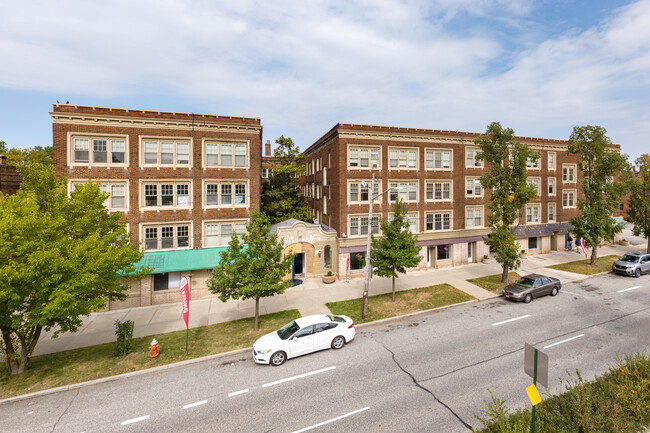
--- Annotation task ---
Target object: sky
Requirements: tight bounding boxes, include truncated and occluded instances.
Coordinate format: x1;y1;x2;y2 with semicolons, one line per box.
1;0;649;162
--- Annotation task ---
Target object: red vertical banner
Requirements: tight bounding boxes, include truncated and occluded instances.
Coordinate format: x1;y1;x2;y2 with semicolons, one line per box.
180;276;189;328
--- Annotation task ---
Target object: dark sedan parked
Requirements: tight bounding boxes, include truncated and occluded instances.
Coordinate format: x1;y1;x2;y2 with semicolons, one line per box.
503;274;562;303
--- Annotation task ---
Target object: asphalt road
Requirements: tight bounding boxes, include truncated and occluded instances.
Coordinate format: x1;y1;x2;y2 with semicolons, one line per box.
1;272;649;433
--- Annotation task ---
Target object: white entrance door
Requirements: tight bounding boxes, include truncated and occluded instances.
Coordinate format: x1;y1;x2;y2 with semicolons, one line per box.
467;242;473;263
428;246;436;267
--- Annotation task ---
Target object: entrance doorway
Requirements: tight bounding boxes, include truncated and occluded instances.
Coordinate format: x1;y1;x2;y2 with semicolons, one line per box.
427;246;436;268
293;253;305;278
468;242;474;263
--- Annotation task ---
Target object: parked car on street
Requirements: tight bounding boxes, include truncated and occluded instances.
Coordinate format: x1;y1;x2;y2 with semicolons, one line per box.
252;314;355;366
612;252;650;278
503;274;562;303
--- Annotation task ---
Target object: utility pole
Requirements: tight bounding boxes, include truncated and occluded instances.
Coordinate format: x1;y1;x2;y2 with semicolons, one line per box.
362;173;376;320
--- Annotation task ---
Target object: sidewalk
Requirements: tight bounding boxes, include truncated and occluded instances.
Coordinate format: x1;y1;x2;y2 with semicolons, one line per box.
32;242;643;356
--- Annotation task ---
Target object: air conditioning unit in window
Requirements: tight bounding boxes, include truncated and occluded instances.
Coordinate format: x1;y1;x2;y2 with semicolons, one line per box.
313;218;319;225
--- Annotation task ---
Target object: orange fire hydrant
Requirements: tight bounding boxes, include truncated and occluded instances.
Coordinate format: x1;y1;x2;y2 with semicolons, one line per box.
149;338;159;358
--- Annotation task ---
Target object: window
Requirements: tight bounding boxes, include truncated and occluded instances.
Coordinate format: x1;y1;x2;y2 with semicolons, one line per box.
204;221;247;247
72;136;128;166
323;167;328;185
389;182;417;203
465;207;482;228
203;141;248;167
425;212;451;231
389;213;418;233
548;152;556;170
389;148;417;169
143;224;191;250
426;181;451;201
154;272;181;291
619;203;624;211
348;147;380;168
526;204;540;223
466;178;482;197
109;184;126;209
562;190;576;208
142;182;191;208
526;157;540;168
548;178;556;196
349;216;380;236
437;244;451;260
425;149;452;170
466;148;482;167
563;165;576;182
142;139;191;167
528;178;541;196
350;252;366;270
261;168;273;178
349;181;379;204
323;196;327;215
324;245;332;268
528;237;539;250
548;203;556;222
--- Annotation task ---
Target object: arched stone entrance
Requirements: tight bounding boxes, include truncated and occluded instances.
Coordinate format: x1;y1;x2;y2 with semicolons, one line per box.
285;242;316;279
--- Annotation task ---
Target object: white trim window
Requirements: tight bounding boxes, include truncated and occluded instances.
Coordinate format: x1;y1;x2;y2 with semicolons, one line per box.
204;141;248;168
142;182;191;208
548;202;556;222
71;135;127;166
528;178;541;196
562;165;576;183
425;181;452;201
466;148;482;168
562;190;576;208
348;146;380;169
349;215;380;236
466;177;482;197
261;168;273;178
348;181;380;204
526;204;541;224
204;221;247;247
389;212;418;233
425;211;452;231
142;139;191;167
388;148;418;169
425;149;452;170
143;223;191;250
548;152;556;170
70;180;128;211
389;181;417;203
548;177;556;196
526;156;540;169
465;207;483;228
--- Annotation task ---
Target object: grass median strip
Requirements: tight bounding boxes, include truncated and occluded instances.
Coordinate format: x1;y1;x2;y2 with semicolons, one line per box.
326;283;474;324
0;309;301;400
546;254;619;275
467;272;522;293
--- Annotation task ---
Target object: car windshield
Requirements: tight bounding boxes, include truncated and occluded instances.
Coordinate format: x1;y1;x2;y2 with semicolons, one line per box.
515;277;535;288
620;255;639;263
277;321;301;340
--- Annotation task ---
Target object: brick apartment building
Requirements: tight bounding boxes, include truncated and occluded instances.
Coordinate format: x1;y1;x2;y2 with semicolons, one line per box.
52;104;262;309
0;154;22;195
299;123;622;279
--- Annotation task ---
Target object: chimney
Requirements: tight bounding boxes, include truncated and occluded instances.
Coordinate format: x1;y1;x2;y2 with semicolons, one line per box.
265;140;271;157
0;154;6;166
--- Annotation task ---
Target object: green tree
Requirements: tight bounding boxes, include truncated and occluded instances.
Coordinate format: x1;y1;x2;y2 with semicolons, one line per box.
370;200;421;302
475;122;540;283
261;136;312;224
624;154;650;253
0;164;146;375
0;141;52;167
568;126;628;265
206;212;294;330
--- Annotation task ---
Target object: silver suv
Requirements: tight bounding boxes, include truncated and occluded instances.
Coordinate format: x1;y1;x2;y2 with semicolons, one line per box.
612;252;650;278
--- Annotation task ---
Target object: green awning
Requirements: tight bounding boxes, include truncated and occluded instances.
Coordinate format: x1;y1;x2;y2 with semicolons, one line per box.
136;248;228;274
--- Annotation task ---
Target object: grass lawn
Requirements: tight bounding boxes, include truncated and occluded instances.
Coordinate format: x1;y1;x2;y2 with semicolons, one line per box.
546;254;619;275
0;309;300;399
326;283;474;324
468;272;522;293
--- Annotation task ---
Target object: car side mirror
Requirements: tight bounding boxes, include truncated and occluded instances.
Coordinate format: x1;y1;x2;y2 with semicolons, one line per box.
292;337;298;342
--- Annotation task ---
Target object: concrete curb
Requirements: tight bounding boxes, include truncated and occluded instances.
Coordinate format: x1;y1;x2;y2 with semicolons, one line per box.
0;296;498;406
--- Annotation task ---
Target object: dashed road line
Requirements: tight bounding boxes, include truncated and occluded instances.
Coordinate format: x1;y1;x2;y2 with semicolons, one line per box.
262;366;336;388
183;400;208;409
120;415;150;426
291;406;370;433
618;285;642;293
543;334;584;349
228;389;249;397
491;314;531;326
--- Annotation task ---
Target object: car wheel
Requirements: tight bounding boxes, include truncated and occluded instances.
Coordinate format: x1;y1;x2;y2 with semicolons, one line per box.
270;351;286;366
634;268;641;278
524;293;533;303
551;287;558;296
331;336;345;350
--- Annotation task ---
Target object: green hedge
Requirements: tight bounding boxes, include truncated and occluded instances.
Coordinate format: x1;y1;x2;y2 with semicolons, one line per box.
475;352;650;432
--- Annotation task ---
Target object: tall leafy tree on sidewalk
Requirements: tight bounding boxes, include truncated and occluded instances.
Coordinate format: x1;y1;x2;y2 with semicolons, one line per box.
567;126;628;265
0;163;146;375
475;122;539;283
261;136;312;224
370;199;421;302
206;212;294;331
624;154;650;253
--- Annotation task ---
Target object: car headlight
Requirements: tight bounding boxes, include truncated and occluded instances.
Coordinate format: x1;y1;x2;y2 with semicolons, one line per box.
256;348;271;355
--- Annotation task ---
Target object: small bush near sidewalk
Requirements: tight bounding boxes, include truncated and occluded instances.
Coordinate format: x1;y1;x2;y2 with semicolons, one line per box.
546;254;620;275
0;309;300;399
468;273;522;293
474;352;650;432
326;283;473;324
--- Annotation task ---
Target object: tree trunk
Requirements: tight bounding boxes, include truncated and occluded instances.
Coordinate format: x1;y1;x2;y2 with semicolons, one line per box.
590;245;598;266
1;327;19;375
501;264;509;284
1;325;42;375
254;297;260;331
392;276;396;302
647;241;649;254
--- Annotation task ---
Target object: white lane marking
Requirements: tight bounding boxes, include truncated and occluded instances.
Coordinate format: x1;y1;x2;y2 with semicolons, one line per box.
618;285;642;293
27;411;33;415
183;400;208;409
291;406;370;433
228;388;249;397
543;334;585;349
120;415;150;426
491;314;531;326
262;366;336;388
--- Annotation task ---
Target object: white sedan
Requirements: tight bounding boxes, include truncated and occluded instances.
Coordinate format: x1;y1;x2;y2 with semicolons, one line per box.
252;314;355;366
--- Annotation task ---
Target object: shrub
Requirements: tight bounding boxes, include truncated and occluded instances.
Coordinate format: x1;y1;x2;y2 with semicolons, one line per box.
114;320;134;356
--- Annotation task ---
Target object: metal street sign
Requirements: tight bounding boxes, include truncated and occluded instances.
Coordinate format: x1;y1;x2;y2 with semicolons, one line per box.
524;343;549;388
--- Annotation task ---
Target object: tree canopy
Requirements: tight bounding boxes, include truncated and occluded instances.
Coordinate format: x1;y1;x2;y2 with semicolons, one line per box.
0;163;146;374
624;154;650;253
370;199;421;302
261;136;312;224
206;212;294;330
567;126;627;265
0;141;52;167
475;122;539;283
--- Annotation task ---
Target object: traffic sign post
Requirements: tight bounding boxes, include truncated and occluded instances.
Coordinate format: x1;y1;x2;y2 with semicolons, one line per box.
524;343;549;433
